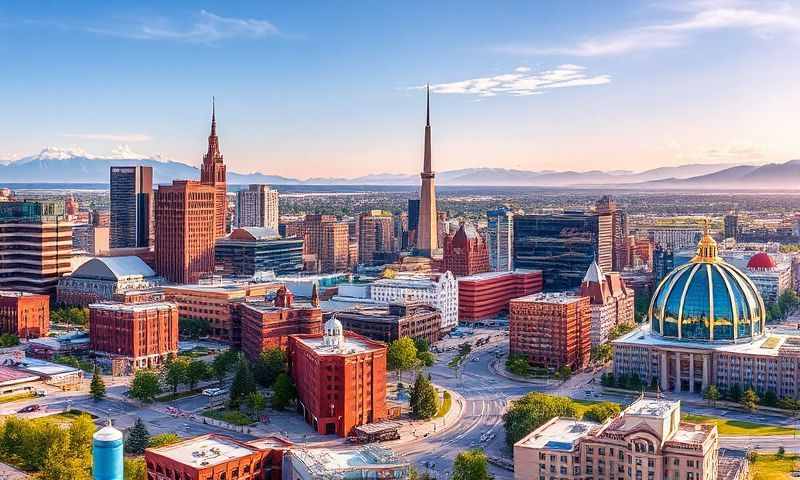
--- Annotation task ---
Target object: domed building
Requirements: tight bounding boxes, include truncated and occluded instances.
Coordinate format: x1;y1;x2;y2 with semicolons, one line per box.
745;251;793;305
613;223;800;399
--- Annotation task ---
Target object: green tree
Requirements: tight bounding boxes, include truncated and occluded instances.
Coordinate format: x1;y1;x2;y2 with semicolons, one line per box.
271;373;296;410
703;385;720;407
413;338;430;353
410;374;439;420
68;414;95;462
124;457;147;480
556;365;572;380
40;456;91;480
90;365;106;402
178;318;211;339
506;355;530;376
129;370;161;402
185;359;210;391
212;350;239;385
452;449;492;480
728;383;743;402
590;343;613;364
148;433;182;448
125;417;150;454
417;351;436;368
387;337;418;379
253;347;286;387
229;358;257;408
503;393;578;447
0;333;20;347
763;390;778;407
246;391;267;417
608;323;636;341
582;402;621;423
741;388;759;412
163;357;189;395
778;446;786;459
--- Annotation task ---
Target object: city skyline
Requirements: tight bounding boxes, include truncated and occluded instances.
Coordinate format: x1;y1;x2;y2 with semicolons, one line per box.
2;1;800;178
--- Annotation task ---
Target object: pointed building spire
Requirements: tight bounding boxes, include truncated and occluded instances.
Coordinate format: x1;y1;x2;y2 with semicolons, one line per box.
426;84;430;127
211;96;216;135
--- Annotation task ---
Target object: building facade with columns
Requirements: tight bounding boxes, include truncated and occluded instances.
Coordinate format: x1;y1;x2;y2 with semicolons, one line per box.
612;226;800;399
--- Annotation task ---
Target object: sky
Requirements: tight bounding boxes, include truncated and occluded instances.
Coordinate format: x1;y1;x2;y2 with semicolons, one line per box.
1;0;800;179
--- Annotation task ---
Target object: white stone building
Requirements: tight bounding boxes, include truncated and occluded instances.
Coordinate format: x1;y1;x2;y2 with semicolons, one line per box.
370;271;459;331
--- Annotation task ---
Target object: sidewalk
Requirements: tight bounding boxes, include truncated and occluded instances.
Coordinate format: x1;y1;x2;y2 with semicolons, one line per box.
391;385;466;443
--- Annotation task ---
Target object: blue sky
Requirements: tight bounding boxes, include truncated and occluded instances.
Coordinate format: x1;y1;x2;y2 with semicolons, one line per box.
1;1;799;178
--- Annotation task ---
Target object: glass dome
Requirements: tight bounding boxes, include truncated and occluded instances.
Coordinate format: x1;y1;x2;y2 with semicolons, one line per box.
649;224;765;343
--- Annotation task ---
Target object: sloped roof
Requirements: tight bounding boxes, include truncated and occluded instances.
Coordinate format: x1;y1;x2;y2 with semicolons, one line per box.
229;227;280;241
583;260;604;283
70;256;156;281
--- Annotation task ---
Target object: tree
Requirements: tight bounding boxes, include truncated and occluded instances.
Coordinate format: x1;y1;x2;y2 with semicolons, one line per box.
68;414;95;463
163;357;189;395
40;456;91;480
503;393;577;447
124;457;147;480
125;417;150;454
591;343;613;364
129;370;161;402
410;374;439;420
387;337;418;379
728;383;743;402
246;391;267;417
0;333;19;347
741;388;759;412
582;402;621;423
148;433;182;448
178;318;211;339
253;347;286;387
452;449;492;480
417;351;436;368
89;365;106;402
409;467;436;480
271;373;296;410
556;365;572;380
703;385;720;407
778;446;787;459
506;355;530;376
229;358;257;408
212;350;239;385
608;323;636;341
186;359;210;391
763;390;778;407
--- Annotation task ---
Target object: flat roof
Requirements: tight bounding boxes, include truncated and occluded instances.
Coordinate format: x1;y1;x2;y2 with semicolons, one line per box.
0;290;45;298
511;292;584;305
625;398;679;418
612;324;790;357
290;446;405;472
88;301;176;313
16;358;81;377
516;418;597;451
296;335;380;356
165;282;278;294
0;366;40;386
459;270;541;282
151;435;256;468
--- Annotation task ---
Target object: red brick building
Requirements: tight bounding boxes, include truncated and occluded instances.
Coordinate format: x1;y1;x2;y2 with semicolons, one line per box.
200;101;228;240
239;287;323;361
457;270;543;322
357;210;395;266
89;302;178;371
145;434;290;480
154;180;216;284
509;293;591;371
0;291;49;338
442;223;490;276
288;319;387;437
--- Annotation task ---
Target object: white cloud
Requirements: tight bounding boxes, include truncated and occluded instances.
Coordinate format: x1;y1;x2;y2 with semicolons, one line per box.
495;2;800;56
420;64;610;98
60;133;152;142
87;10;280;43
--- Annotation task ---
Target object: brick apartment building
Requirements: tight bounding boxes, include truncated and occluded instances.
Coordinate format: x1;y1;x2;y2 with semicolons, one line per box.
457;270;543;322
145;434;290;480
335;302;443;345
239;287;323;361
509;293;591;371
154;180;216;284
442;223;491;276
0;291;49;338
288;318;387;437
89;302;179;372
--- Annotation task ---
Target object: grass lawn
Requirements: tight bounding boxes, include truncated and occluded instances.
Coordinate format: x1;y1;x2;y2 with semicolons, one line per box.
751;454;800;480
683;413;799;436
202;409;255;426
34;409;97;426
436;391;452;418
0;391;35;404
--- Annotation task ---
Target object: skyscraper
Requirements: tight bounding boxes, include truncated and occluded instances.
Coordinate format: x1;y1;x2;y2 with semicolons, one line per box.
724;212;739;240
416;86;438;257
110;166;153;248
357;210;395;266
407;199;420;248
235;184;279;231
154;180;216;284
487;208;514;271
595;195;627;272
200;99;228;239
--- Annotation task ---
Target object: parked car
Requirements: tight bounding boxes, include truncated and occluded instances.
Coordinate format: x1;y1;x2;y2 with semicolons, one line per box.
18;404;40;413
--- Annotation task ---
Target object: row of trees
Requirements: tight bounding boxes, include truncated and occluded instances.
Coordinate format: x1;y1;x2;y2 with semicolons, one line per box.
702;384;765;412
504;393;621;448
51;307;89;327
505;354;572;380
600;372;658;392
766;290;800;322
0;412;95;479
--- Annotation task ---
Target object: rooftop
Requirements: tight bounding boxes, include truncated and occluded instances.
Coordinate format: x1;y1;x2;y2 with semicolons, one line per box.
613;324;789;357
296;333;382;356
458;269;541;282
289;446;406;473
516;418;597;451
625;398;679;418
70;256;156;281
88;301;176;313
511;292;584;305
0;290;46;298
149;435;257;468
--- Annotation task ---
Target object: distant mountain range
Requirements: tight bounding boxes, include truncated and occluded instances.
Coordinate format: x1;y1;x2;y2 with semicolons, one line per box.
1;147;798;189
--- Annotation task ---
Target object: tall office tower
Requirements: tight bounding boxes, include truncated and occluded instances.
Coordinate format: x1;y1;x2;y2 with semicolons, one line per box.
514;212;612;291
110;166;153;248
357;210;395;266
154;180;216;284
235;184;279;231
724;212;739;240
394;212;408;251
0;201;73;294
302;214;337;256
595;195;627;272
487;208;514;271
653;243;675;285
321;222;349;273
416;86;438;257
200;99;228;239
442;223;491;276
407;199;420;248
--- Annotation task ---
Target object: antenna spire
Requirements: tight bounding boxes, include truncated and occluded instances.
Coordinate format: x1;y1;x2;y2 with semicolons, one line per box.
426;84;430;127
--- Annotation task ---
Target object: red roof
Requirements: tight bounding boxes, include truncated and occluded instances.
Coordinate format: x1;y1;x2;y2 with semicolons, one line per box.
748;252;776;270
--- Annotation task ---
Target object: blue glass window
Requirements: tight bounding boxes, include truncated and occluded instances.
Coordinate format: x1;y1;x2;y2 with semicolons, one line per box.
662;268;691;338
711;267;734;341
682;266;710;340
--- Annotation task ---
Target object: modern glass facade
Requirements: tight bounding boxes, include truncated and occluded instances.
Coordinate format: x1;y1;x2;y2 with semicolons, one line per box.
215;238;304;276
110;166;152;248
513;213;612;291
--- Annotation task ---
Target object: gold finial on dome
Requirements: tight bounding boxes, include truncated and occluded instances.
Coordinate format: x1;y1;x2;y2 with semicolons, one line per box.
692;218;719;263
